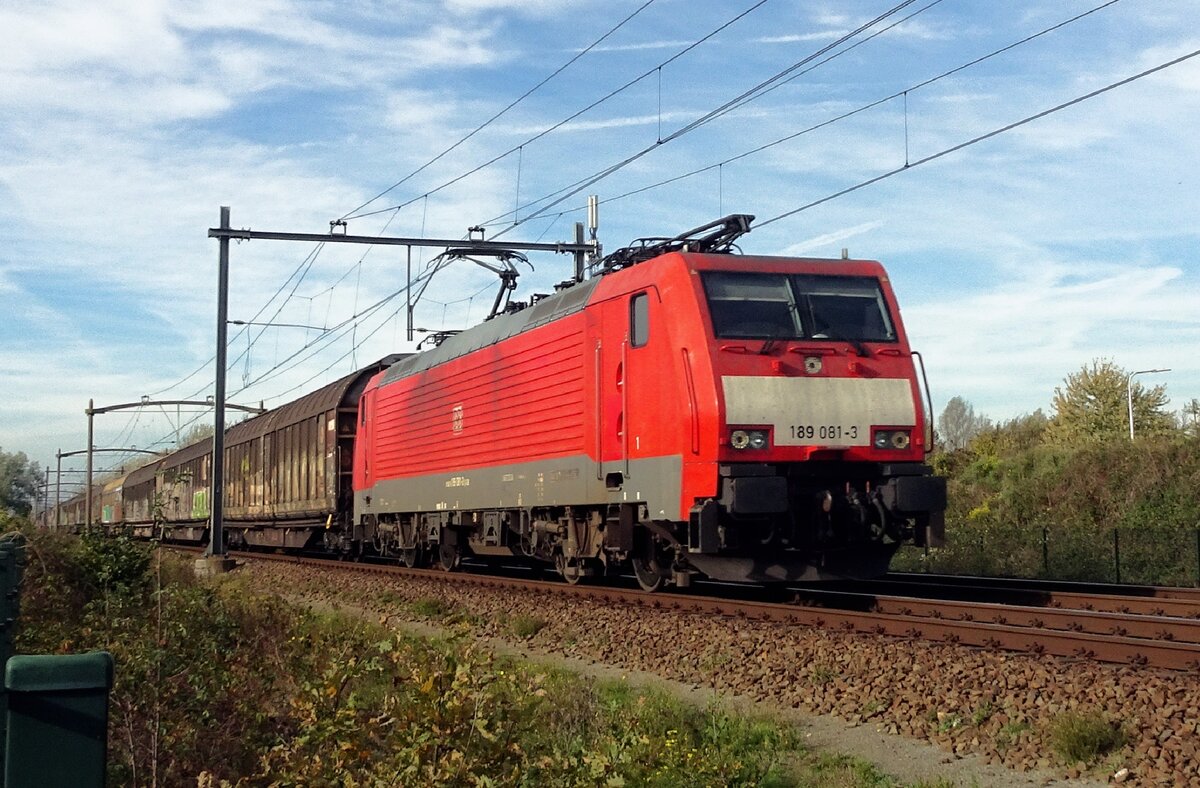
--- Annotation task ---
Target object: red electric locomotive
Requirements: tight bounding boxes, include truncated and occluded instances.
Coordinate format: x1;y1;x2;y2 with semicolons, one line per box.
352;215;945;590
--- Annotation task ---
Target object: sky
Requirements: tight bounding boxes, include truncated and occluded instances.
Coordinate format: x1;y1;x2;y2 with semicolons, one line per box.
2;0;1198;494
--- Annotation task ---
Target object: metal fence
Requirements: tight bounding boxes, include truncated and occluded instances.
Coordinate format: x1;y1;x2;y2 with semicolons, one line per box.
892;523;1200;587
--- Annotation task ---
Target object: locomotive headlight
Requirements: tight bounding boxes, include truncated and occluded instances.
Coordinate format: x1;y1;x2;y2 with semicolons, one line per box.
873;430;912;450
729;429;769;450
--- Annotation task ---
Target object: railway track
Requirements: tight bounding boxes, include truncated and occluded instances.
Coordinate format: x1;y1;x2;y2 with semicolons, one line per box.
859;572;1200;617
176;546;1200;672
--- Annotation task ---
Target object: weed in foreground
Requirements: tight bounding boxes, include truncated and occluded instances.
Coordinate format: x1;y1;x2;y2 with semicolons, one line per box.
1047;710;1127;764
408;596;453;619
509;612;547;638
995;720;1031;752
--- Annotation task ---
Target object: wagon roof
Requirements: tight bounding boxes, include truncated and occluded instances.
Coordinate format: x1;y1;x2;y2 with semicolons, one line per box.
159;437;212;470
227;354;404;445
125;457;165;486
101;474;131;494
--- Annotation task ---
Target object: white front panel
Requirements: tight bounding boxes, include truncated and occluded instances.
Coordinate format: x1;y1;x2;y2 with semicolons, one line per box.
722;376;916;447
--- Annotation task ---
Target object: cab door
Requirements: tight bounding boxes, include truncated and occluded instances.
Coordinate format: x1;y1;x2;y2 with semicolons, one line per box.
593;298;627;485
594;288;662;486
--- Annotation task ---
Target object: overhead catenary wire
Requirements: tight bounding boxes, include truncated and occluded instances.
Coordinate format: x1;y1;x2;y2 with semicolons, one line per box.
484;0;933;235
545;0;1126;215
342;0;774;223
264;276;499;403
227;258;452;400
144;240;329;399
140;228;427;450
338;0;661;222
756;46;1200;228
170;207;406;409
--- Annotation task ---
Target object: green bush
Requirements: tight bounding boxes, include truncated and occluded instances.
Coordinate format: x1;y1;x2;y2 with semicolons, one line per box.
252;635;801;786
509;613;547;638
16;531;807;786
908;435;1200;584
1047;711;1127;764
18;533;297;784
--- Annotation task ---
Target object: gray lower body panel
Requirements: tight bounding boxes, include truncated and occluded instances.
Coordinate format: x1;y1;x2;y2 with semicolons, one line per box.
357;453;684;521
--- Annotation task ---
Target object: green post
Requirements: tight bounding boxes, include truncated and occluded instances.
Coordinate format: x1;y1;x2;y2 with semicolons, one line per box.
0;535;26;777
5;652;114;788
1113;528;1121;585
1042;526;1049;576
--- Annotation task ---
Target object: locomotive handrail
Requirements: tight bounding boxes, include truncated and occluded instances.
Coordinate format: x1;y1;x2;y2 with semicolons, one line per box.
594;341;603;481
621;339;630;478
681;348;700;455
910;351;935;453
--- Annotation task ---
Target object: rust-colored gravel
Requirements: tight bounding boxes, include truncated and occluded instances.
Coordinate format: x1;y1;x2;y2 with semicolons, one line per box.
235;560;1200;785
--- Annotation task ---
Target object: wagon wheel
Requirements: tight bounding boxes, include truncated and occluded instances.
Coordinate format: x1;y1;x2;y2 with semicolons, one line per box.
437;540;460;572
401;545;423;569
631;534;670;593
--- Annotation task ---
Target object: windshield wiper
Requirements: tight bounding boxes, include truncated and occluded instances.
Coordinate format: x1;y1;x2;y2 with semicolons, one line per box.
758;325;782;355
811;322;870;357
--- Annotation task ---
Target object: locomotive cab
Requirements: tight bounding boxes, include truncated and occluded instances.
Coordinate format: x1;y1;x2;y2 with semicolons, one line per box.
681;256;946;582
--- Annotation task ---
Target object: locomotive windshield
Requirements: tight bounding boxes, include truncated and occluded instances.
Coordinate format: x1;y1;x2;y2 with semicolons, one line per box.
702;272;896;341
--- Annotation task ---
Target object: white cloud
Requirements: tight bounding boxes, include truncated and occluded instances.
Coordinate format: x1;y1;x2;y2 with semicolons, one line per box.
441;0;579;15
906;259;1196;418
586;39;693;53
504;109;694;136
756;32;842;45
0;2;183;74
781;220;885;256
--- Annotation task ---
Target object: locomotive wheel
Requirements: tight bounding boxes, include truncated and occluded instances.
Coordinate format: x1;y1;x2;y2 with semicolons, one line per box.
556;554;585;585
401;546;423;568
437;540;460;571
631;533;670;592
631;556;665;593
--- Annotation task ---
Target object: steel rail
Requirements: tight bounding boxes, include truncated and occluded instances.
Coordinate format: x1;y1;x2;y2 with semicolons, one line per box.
827;592;1200;645
887;571;1200;603
849;578;1200;619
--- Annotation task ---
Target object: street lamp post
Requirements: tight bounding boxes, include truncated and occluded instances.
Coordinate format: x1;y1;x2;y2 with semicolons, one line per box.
1127;368;1170;440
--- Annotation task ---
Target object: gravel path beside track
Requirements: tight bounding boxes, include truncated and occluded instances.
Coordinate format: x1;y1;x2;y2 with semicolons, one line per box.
236;558;1198;786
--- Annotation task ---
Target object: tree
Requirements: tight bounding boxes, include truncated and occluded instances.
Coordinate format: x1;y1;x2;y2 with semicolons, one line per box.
178;422;215;447
1048;359;1173;442
938;396;993;452
1182;398;1200;439
0;447;43;516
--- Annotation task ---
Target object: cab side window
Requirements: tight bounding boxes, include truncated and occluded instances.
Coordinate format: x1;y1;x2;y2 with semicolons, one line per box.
630;292;649;348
